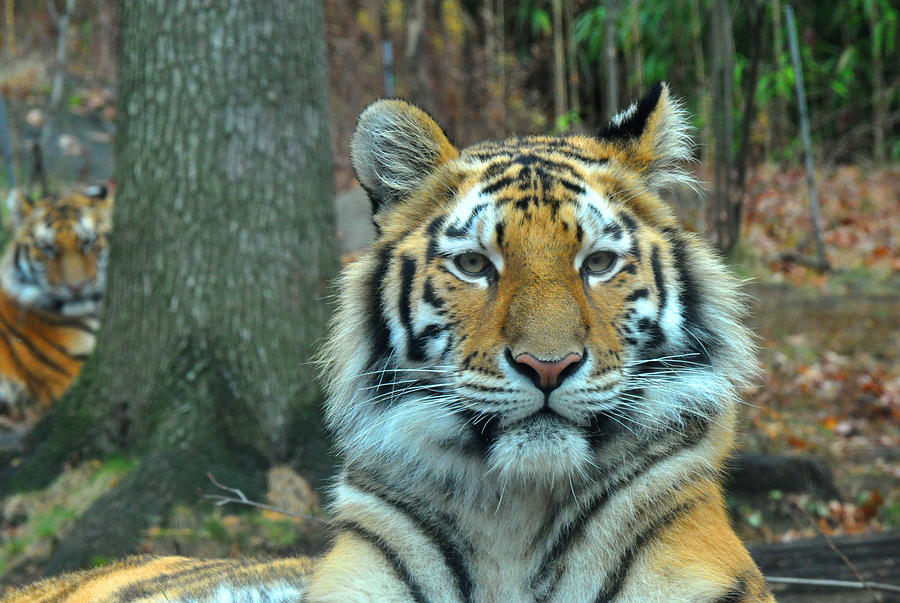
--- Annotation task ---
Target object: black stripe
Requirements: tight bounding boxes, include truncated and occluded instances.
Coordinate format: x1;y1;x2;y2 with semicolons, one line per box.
0;312;71;376
0;326;47;398
113;560;235;599
532;417;711;596
422;277;444;310
618;212;639;233
650;244;666;317
366;244;397;368
425;215;447;260
339;521;428;603
398;255;425;362
598;82;664;141
665;232;715;366
481;176;516;195
22;316;92;362
712;573;750;603
593;495;704;602
345;472;474;602
601;222;624;240
625;288;649;302
38;313;98;333
457;407;500;457
445;203;488;239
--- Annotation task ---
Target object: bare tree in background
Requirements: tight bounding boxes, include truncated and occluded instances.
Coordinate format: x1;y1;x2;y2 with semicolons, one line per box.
604;0;619;120
3;0;338;571
710;0;736;253
552;0;567;122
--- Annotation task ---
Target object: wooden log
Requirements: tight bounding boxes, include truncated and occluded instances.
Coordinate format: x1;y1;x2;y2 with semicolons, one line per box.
751;531;900;602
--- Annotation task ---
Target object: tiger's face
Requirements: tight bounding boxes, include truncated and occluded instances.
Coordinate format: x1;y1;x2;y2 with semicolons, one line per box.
2;187;113;316
325;84;753;488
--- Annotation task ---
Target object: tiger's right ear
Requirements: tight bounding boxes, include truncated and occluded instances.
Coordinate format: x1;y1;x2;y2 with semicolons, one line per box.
350;100;458;217
5;189;34;231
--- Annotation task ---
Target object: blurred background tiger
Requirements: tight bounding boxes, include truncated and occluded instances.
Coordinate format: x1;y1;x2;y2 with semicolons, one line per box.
0;185;112;448
7;84;774;602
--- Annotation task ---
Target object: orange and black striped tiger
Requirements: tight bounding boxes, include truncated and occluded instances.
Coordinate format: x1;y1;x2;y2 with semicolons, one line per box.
0;185;112;436
8;84;773;601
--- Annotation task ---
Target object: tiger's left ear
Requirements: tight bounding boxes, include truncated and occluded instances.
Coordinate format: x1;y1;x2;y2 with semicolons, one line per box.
351;99;459;218
5;189;34;231
599;82;695;191
84;183;115;227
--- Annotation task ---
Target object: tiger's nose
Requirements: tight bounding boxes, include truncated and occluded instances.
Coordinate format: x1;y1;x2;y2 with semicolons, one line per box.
509;351;583;392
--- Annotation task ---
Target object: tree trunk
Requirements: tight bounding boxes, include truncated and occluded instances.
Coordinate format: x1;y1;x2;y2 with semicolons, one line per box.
604;0;619;120
4;0;338;572
728;0;766;256
711;0;735;253
629;0;644;96
405;0;433;112
564;0;579;117
552;0;567;123
770;0;787;154
867;0;886;163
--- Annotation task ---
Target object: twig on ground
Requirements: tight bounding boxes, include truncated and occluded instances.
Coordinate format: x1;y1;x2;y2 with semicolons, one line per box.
203;472;329;525
777;252;831;272
788;500;884;602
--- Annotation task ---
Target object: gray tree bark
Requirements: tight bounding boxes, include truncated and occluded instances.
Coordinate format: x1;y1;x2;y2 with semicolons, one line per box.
3;0;338;572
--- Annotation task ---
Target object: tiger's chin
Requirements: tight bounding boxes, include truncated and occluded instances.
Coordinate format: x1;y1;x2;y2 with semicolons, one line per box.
486;413;593;485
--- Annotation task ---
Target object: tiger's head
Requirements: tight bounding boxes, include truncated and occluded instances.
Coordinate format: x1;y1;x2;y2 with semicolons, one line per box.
2;185;113;317
324;84;754;492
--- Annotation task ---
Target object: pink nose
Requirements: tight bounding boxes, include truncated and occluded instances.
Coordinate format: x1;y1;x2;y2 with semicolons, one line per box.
514;352;582;390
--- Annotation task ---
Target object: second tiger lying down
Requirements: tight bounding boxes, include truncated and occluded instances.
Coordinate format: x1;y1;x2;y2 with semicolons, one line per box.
8;84;774;602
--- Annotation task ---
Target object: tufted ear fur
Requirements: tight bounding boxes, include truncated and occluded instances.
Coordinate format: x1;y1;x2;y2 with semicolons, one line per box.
5;188;35;232
598;82;695;191
351;99;459;217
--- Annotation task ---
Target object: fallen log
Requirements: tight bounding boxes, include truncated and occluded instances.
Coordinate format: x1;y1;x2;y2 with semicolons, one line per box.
751;531;900;602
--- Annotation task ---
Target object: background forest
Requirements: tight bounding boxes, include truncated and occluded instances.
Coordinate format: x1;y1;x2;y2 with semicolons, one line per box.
0;0;897;599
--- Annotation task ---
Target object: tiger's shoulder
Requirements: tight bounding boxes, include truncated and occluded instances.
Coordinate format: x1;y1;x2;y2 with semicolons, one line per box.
4;555;313;602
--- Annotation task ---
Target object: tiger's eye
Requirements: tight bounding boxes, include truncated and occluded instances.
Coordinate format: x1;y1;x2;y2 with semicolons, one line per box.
454;252;492;276
583;251;618;275
37;241;57;257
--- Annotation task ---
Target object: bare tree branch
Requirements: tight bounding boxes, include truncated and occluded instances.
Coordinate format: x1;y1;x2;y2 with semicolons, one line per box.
788;500;884;602
203;473;329;525
765;576;900;595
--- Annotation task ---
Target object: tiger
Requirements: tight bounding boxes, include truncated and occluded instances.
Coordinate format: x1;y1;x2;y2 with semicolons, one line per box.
0;185;112;437
6;83;774;602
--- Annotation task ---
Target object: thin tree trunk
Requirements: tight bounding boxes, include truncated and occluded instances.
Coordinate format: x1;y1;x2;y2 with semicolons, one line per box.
867;1;886;163
4;0;14;57
48;0;75;112
406;0;433;111
6;0;339;571
710;0;737;252
770;0;787;154
727;0;766;255
785;4;828;270
497;0;506;127
552;0;567;122
630;0;644;94
604;0;619;120
691;0;711;182
564;0;579;116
